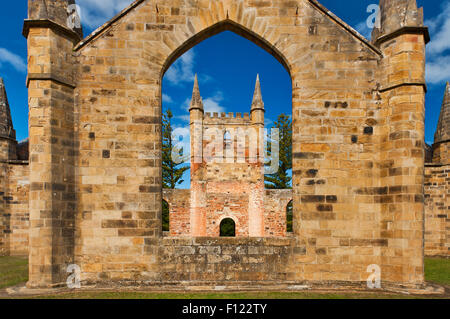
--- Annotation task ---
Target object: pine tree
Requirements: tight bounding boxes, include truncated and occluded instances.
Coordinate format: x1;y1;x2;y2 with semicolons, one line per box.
162;109;189;232
286;201;293;233
265;113;292;189
162;109;189;189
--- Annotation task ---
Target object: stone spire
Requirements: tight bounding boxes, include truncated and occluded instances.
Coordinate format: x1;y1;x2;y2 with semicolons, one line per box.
189;74;204;112
28;0;83;38
251;74;265;113
371;0;424;42
434;82;450;144
0;78;16;140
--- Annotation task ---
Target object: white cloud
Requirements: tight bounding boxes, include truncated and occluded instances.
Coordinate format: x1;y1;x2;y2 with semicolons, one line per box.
176;115;190;122
425;1;450;84
203;97;225;114
77;0;133;29
0;48;26;72
165;49;196;85
181;91;226;114
426;55;450;84
355;21;371;40
165;49;213;86
425;2;450;56
162;93;173;104
204;91;225;113
181;97;192;112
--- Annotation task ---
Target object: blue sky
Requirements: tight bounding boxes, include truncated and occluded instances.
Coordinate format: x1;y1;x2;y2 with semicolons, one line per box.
0;1;448;172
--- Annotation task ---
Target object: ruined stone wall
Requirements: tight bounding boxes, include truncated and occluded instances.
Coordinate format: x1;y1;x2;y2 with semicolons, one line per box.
20;0;428;287
0;162;9;255
158;237;297;283
0;162;29;256
432;142;450;166
424;165;449;257
264;189;292;237
163;189;190;236
71;0;396;285
191;112;265;237
165;188;292;238
6;163;29;256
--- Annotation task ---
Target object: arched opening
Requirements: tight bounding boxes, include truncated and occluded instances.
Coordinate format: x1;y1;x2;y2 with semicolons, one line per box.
162;200;169;232
224;130;232;144
286;200;293;233
161;20;293;238
161;20;291;78
220;218;236;237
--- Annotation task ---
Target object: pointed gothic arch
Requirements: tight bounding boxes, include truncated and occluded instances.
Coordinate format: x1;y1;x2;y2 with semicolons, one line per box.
160;19;292;79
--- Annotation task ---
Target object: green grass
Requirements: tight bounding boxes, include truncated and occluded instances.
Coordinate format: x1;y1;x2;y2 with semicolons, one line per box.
0;256;448;299
425;257;450;286
36;291;421;299
0;256;28;289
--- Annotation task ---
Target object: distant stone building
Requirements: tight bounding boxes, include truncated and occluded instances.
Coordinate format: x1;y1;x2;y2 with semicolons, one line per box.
0;0;448;289
424;82;450;257
0;78;29;257
164;75;292;238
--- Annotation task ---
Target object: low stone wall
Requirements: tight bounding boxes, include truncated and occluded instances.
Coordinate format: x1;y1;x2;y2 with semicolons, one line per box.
0;162;9;255
264;189;292;237
158;237;298;283
163;189;190;236
0;161;29;256
7;163;29;256
163;188;292;237
424;164;449;257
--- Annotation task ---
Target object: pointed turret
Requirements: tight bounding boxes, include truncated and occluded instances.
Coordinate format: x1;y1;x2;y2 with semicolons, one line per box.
27;0;83;38
250;75;265;126
189;74;204;113
434;82;450;144
0;78;16;141
251;74;265;113
371;0;428;45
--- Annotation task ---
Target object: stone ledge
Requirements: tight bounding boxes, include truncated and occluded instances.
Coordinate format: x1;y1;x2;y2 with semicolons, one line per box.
159;237;297;246
5;281;445;297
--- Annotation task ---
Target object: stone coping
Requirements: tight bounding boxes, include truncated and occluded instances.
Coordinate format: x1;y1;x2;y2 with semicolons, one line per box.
5;281;445;297
159;237;297;246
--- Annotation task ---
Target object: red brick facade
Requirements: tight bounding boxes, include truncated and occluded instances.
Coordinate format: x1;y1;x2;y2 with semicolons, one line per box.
164;76;292;238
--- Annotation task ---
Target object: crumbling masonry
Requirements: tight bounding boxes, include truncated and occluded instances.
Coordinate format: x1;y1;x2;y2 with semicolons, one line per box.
0;0;448;289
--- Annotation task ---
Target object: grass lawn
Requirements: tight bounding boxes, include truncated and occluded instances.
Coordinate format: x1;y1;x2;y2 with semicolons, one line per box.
0;256;448;298
424;257;450;286
36;291;423;299
0;256;28;289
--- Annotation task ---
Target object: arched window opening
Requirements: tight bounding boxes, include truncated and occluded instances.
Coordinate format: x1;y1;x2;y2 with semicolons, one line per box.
286;201;293;233
162;200;169;232
220;218;236;237
224;130;232;145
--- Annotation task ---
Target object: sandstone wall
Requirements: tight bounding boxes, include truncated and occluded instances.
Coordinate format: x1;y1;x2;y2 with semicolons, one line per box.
7;163;29;256
0;162;9;255
0;162;29;256
21;0;428;287
70;0;413;285
424;165;450;257
157;237;297;283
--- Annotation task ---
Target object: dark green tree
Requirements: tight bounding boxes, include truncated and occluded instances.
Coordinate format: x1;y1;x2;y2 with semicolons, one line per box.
162;200;170;232
265;113;292;189
162;109;189;231
162;109;189;189
286;201;293;233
